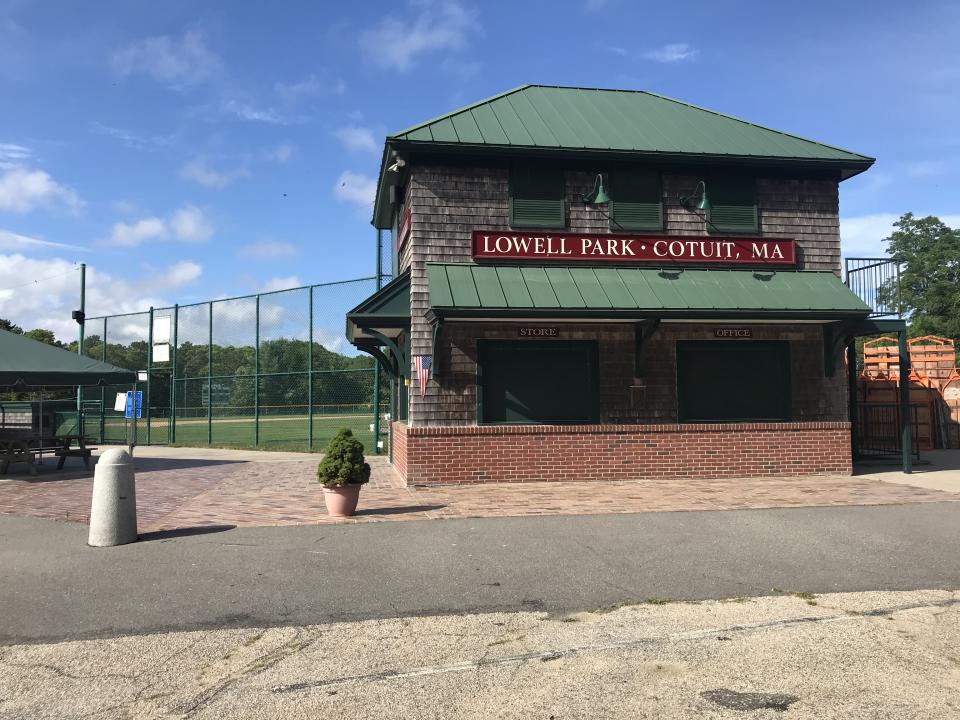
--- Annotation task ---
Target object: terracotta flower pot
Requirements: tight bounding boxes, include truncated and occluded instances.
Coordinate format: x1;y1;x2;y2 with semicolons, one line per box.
322;484;362;517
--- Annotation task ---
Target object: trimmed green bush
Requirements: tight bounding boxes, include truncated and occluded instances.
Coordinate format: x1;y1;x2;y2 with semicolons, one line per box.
317;428;371;488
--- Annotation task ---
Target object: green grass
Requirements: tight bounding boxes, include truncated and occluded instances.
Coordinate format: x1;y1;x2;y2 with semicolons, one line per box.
92;413;385;453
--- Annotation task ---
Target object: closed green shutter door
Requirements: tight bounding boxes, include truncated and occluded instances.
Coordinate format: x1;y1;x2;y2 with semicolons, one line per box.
677;340;790;421
510;167;565;228
610;170;662;231
708;176;758;233
479;340;599;423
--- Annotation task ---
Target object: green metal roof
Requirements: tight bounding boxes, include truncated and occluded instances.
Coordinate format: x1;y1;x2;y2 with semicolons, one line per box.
345;272;411;343
391;85;871;163
0;329;136;388
425;264;871;320
373;85;874;227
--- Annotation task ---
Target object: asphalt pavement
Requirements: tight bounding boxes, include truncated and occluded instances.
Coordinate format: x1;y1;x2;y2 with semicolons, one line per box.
2;502;960;645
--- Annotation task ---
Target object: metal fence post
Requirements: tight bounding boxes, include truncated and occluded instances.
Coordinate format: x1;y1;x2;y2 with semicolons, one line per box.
147;306;153;446
208;301;213;446
171;304;179;445
100;316;107;443
898;329;913;474
254;294;260;448
308;287;314;451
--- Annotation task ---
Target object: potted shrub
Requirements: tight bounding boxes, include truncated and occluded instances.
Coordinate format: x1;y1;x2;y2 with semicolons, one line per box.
317;428;371;517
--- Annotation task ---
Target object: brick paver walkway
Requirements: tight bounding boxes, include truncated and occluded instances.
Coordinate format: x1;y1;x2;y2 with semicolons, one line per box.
0;450;956;532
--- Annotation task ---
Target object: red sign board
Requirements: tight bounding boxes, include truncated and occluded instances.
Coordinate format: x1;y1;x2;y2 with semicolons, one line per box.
471;231;795;266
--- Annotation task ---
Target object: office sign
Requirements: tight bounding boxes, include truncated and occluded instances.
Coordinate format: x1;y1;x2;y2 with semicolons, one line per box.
472;231;795;266
714;327;753;338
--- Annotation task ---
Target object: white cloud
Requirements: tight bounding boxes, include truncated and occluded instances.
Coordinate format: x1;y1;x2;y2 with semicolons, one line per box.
359;0;479;72
179;156;249;189
907;160;948;178
275;73;346;101
0;142;31;169
105;216;167;247
0;253;202;341
165;260;203;285
335;126;379;155
643;43;698;63
89;122;175;151
0;229;87;252
840;212;960;258
169;206;214;242
333;171;376;209
239;240;299;260
265;144;295;163
221;98;295;125
101;206;215;247
261;276;301;292
0;167;83;214
111;29;222;90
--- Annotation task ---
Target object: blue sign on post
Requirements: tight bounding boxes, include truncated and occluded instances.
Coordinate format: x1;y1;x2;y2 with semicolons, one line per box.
124;391;143;419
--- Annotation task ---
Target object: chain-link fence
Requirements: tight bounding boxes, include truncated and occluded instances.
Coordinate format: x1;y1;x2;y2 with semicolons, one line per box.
79;275;392;454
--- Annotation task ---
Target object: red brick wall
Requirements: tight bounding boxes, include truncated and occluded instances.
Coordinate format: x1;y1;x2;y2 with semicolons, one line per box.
392;421;851;485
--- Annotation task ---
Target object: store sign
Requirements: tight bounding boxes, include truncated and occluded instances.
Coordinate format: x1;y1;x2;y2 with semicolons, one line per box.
472;231;795;266
714;328;753;338
518;327;559;337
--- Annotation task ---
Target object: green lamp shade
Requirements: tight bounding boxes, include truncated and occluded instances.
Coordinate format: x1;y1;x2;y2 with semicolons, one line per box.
593;182;611;205
696;188;711;212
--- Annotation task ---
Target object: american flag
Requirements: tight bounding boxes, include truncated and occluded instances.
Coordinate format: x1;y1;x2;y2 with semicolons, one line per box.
414;355;432;399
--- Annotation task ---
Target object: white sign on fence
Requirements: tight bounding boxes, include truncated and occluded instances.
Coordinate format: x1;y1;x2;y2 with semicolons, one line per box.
114;393;127;412
153;316;171;344
152;343;170;362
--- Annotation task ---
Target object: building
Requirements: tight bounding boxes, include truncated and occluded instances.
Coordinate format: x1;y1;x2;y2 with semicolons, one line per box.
347;84;905;485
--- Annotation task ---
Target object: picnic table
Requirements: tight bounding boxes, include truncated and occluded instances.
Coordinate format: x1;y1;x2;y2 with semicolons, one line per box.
0;432;96;476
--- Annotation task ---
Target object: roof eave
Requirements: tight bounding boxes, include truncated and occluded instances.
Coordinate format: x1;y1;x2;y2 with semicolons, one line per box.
388;139;874;171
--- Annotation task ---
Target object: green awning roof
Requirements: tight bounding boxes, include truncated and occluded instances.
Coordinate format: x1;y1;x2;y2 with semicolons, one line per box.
0;329;137;388
425;264;871;320
345;272;411;343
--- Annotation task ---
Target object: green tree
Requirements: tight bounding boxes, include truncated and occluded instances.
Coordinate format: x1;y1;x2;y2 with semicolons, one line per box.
24;328;61;347
0;318;23;334
878;213;960;345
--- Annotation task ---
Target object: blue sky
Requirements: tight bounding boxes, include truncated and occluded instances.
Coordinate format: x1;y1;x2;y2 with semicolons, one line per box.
1;0;958;342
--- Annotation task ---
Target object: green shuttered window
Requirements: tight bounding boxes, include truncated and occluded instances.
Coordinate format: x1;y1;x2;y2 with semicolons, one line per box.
610;171;662;231
709;176;758;233
510;167;565;228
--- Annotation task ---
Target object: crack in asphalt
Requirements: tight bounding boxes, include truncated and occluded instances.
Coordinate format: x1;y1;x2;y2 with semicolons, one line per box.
270;596;960;695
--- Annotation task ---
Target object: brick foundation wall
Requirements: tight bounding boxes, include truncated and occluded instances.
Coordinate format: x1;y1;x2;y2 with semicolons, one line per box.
392;421;852;485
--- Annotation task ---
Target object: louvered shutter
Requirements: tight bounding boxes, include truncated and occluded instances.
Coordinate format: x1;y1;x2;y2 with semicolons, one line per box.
708;177;758;233
510;167;565;228
610;171;662;231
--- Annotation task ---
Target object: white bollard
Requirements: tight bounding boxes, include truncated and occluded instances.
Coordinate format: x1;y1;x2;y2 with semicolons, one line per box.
88;448;137;547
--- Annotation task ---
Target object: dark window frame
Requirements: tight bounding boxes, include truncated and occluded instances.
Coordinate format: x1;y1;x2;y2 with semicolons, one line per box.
676;339;791;423
608;169;663;232
707;175;760;234
509;166;566;229
477;339;600;424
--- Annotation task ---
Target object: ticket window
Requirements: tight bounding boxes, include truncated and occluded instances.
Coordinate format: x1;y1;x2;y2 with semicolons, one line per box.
478;340;599;424
677;340;791;422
